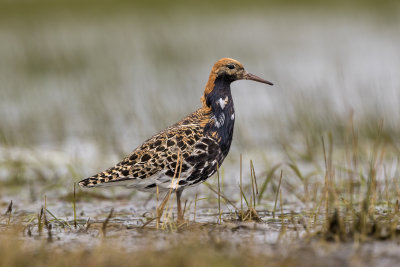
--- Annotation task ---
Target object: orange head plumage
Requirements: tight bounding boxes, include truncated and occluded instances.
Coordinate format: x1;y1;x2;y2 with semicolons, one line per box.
201;58;273;109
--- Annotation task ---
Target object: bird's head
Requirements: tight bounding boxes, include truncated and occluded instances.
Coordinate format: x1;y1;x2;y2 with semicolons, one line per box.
202;58;273;108
210;58;273;85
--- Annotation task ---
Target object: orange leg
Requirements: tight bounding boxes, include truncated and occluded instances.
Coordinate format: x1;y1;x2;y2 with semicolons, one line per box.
176;188;184;222
157;191;171;221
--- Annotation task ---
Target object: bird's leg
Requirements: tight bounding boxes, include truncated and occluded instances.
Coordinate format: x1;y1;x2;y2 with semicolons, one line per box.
157;191;171;222
176;188;184;222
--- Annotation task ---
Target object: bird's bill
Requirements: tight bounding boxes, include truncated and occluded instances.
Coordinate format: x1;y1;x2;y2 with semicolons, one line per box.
244;72;273;86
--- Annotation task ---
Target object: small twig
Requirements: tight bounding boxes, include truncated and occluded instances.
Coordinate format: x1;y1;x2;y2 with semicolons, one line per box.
280;189;284;222
44;209;49;229
73;183;77;229
204;183;238;210
38;207;44;235
46;208;69;228
5;200;12;225
250;160;259;194
102;208;114;237
45;211;53;243
273;170;283;219
250;160;258;208
141;217;157;229
160;152;182;226
321;135;330;225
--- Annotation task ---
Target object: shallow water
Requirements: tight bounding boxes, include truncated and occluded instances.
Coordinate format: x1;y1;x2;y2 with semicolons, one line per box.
1;6;400;266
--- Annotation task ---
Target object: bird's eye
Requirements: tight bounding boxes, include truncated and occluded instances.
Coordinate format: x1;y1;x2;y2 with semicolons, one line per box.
227;64;235;70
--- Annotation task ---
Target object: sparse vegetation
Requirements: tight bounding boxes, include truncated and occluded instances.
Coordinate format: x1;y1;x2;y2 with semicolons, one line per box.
1;1;400;266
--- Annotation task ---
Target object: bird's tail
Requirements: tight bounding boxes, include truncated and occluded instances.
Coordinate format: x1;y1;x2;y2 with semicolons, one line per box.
78;168;118;188
78;176;100;188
